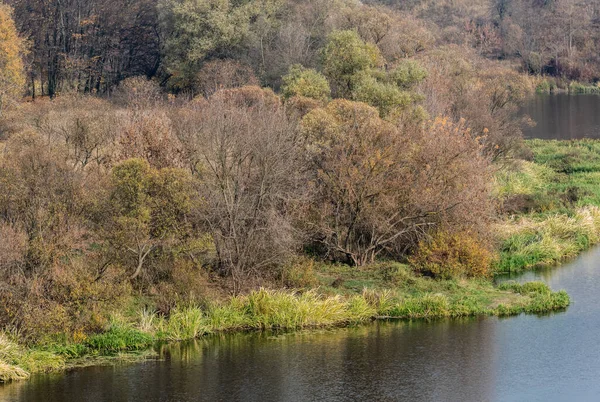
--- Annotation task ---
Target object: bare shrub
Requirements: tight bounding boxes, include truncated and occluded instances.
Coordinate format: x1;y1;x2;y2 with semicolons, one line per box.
194;59;259;98
175;86;303;291
112;76;163;108
118;110;184;169
418;46;534;159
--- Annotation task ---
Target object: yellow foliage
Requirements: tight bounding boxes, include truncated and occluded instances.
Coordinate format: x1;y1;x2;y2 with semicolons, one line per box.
0;4;25;115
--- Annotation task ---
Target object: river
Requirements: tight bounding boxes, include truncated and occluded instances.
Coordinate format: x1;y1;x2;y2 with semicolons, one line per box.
522;93;600;139
3;95;600;402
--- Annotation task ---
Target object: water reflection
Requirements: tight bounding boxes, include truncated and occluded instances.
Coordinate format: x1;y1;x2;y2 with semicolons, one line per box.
3;248;600;401
0;320;498;402
522;94;600;140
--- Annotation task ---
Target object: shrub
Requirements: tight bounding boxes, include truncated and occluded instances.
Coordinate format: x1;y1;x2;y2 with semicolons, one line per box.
280;257;319;288
1;259;131;343
411;231;494;279
113;76;163;107
194;59;259;97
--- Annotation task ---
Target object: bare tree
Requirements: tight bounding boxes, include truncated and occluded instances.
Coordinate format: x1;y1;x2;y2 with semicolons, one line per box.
176;87;303;291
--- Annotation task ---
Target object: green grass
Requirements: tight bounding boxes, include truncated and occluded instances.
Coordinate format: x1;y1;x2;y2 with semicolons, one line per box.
569;82;600;94
495;139;600;272
0;263;570;382
85;324;154;354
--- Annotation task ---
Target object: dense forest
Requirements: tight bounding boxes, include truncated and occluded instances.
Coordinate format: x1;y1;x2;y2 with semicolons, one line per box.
4;0;600;98
0;0;593;360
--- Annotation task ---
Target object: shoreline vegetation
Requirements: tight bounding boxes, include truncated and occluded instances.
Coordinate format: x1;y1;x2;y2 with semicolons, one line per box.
1;272;569;383
495;140;600;273
4;138;598;383
4;0;600;386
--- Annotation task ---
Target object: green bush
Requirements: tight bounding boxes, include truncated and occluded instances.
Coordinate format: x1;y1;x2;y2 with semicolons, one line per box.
85;324;153;354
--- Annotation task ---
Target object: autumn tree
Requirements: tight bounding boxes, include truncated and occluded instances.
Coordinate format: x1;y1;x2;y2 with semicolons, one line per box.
281;64;330;101
174;87;302;290
301;100;416;265
301;99;493;266
99;159;197;281
0;4;25;118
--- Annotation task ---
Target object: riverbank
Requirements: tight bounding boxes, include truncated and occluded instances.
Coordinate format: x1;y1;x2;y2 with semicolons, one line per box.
5;138;596;384
535;77;600;94
0;261;569;382
495;139;600;273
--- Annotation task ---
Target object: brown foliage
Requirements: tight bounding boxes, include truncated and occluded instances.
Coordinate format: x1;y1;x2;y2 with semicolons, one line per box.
0;260;131;341
410;230;494;279
175;86;302;290
301;101;493;265
418;46;533;159
194;59;260;98
118;110;185;169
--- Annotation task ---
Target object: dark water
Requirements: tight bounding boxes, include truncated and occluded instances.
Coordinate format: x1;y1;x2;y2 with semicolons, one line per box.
2;247;600;401
522;94;600;139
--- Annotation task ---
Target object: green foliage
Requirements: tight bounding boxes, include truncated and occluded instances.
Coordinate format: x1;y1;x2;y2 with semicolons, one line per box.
102;159;198;280
281;64;330;101
321;30;381;98
156;306;209;341
351;72;413;117
159;0;252;90
85;323;153;354
159;0;285;90
569;82;600;94
389;60;428;89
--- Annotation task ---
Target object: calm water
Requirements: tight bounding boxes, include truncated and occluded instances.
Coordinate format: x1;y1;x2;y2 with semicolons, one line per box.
522;93;600;139
3;95;600;402
1;247;600;402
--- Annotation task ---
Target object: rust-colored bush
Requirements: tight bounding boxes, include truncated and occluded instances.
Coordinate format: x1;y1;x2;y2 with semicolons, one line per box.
209;85;281;110
411;231;494;279
118;110;185;169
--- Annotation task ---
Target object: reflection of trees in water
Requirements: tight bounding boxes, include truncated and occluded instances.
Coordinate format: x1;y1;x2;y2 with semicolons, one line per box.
151;320;498;401
1;322;498;402
523;95;600;140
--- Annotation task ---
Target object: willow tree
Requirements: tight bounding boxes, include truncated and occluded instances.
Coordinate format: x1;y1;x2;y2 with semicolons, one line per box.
0;5;25;117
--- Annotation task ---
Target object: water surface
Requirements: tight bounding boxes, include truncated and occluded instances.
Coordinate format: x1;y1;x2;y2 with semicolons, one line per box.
2;247;600;402
522;93;600;139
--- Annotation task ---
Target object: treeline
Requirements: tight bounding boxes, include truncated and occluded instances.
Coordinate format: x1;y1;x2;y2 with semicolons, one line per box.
6;0;595;98
0;0;536;341
0;82;499;339
377;0;600;82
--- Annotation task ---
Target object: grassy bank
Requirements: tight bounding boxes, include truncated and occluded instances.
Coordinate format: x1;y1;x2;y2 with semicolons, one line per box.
5;138;592;384
535;78;600;94
0;262;569;382
495;139;600;273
